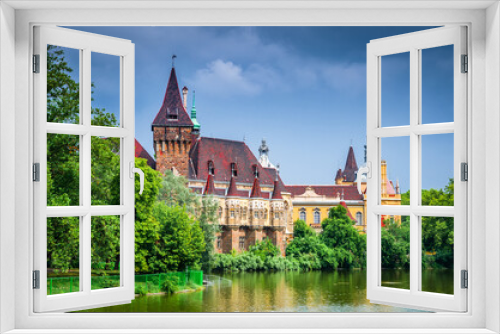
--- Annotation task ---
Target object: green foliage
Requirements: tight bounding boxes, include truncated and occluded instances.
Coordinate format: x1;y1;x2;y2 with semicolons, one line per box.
381;218;410;269
321;205;367;268
150;204;205;272
401;179;454;269
249;238;280;261
161;278;178;294
293;219;316;238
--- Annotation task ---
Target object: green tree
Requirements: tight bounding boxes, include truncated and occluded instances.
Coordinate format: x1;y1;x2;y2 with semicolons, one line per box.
401;179;454;268
157;170;219;270
150;204;205;272
321;205;367;268
133;158;162;273
293;219;316;238
381;218;410;269
249;238;280;262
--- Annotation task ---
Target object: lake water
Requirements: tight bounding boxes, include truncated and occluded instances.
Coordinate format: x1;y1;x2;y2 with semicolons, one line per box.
81;269;453;313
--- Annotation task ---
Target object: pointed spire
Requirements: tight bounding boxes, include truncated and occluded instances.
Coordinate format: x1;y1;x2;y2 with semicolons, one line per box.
152;66;194;128
226;175;239;197
250;176;263;199
341;146;358;182
271;167;283;200
203;173;215;195
191;90;201;131
335;168;343;184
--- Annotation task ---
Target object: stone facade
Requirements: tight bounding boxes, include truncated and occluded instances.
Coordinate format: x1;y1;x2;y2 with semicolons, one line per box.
153;126;193;176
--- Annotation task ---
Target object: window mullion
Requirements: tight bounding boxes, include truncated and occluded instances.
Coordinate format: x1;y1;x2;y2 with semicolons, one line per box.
409;47;420;294
81;48;92;293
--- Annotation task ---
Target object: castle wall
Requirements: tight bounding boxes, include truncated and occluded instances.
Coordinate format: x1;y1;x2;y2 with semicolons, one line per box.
153;126;192;176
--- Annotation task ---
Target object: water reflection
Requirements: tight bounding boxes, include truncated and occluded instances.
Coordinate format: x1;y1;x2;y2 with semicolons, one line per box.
82;270;452;313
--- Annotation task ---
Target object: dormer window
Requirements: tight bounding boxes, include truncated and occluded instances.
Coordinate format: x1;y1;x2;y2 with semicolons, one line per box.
252;164;259;178
231;163;238;177
167;107;178;120
208;161;215;175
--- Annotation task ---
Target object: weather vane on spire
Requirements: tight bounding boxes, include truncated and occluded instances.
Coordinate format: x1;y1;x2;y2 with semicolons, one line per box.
172;54;177;68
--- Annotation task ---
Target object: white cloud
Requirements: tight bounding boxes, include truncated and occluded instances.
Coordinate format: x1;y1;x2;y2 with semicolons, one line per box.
190;60;265;96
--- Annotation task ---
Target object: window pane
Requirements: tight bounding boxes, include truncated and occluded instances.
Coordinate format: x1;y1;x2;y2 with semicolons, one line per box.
381;52;410;127
91;136;120;205
91;52;120;127
47;133;80;206
421;45;454;124
421;133;454;206
47;217;80;295
91;215;121;290
381;215;410;290
421;216;454;294
47;45;80;124
380;137;408;205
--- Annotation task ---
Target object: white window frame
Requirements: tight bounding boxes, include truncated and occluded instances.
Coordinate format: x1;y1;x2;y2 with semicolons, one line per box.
366;26;467;312
1;2;498;333
33;25;136;313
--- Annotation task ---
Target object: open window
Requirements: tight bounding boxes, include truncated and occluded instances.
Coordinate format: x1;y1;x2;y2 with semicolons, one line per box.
365;26;467;312
33;26;136;312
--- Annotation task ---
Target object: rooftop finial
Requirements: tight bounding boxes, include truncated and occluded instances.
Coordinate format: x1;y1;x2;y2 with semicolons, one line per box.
191;90;201;131
172;54;177;68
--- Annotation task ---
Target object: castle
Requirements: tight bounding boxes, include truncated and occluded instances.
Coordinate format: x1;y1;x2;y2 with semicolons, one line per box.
135;64;401;255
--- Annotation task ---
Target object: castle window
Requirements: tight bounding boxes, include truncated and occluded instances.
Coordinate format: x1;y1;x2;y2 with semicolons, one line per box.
275;212;279;219
314;209;321;224
239;236;245;250
208;161;215;175
356;212;363;226
231;163;238;177
299;208;306;222
254;211;258;219
230;209;235;218
216;236;221;249
218;207;223;219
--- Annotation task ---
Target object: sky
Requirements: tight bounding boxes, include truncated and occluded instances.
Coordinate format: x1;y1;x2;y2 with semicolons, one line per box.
63;26;454;192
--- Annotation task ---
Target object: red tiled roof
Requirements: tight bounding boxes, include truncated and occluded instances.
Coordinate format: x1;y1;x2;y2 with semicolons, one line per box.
339;201;355;220
188;137;275;185
342;146;358;182
271;178;283;200
286;185;363;201
250;177;263;198
152;67;194;128
226;176;240;197
135;139;156;169
203;173;215;195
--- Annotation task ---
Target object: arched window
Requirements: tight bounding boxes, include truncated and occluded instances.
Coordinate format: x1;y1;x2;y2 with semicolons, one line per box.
356;212;363;226
207;160;215;175
299;208;306;222
231;162;238;177
314;209;321;224
254;211;259;219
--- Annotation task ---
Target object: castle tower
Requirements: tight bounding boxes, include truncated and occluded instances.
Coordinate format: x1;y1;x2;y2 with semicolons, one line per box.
152;65;194;176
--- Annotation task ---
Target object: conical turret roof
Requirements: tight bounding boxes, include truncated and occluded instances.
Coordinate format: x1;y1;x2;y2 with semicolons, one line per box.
203;173;215;195
152;67;194;128
226;175;239;197
250;177;263;199
342;146;358;182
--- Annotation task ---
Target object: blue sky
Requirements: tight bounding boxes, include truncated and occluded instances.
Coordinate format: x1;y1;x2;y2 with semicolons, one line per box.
66;26;454;192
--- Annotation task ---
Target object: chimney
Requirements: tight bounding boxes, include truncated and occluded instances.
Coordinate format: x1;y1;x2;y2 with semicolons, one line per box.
381;160;387;195
182;86;188;109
